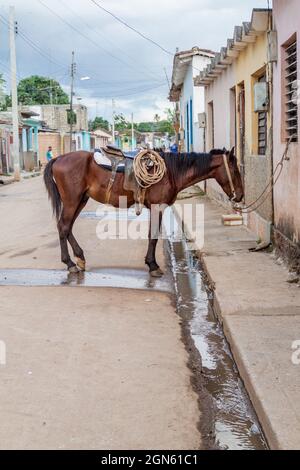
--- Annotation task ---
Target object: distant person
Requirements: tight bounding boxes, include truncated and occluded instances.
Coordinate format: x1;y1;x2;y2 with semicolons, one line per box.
46;146;53;162
170;143;178;153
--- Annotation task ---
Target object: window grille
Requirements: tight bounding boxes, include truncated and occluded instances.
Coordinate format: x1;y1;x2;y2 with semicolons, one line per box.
285;40;298;142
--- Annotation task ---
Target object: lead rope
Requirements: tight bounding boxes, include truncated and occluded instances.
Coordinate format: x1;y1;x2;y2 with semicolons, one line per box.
233;135;295;214
223;153;236;200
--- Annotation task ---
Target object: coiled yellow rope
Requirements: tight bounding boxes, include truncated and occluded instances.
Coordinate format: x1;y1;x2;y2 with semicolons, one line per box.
133;149;166;189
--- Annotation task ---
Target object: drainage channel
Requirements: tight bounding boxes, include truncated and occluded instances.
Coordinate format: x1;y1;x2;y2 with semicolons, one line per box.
168;239;268;450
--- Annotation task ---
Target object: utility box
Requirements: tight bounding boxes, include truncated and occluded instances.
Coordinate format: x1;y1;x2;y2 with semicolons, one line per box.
198;112;206;128
267;30;278;63
254;82;269;112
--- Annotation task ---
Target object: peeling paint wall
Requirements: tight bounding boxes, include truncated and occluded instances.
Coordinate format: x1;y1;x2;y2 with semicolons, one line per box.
204;28;273;241
273;0;300;267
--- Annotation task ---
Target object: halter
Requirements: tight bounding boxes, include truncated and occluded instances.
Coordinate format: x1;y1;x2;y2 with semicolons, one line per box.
223;154;236;201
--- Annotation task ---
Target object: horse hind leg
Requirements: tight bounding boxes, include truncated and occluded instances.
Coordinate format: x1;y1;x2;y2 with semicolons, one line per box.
67;194;89;271
57;206;79;273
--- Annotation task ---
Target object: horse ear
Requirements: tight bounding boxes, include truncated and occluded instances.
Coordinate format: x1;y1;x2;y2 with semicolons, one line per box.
229;146;235;162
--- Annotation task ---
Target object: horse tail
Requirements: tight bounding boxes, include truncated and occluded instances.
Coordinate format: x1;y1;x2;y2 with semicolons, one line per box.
43;159;62;221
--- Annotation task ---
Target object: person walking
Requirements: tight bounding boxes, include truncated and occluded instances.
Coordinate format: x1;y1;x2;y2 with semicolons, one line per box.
46;146;53;162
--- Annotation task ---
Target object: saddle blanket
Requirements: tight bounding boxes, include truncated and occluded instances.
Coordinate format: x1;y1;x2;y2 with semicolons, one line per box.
93;150;124;169
93;148;140;172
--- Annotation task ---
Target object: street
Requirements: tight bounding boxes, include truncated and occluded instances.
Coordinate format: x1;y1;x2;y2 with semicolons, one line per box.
1;0;300;453
0;176;200;450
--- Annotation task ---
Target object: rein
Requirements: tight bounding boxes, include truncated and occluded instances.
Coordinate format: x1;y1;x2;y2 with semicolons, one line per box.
222;153;236;201
233;135;295;214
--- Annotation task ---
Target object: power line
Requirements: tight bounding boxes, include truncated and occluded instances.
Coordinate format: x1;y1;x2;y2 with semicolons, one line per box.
58;0;161;82
80;79;165;90
0;14;65;69
37;0;162;81
89;0;173;56
114;83;167;98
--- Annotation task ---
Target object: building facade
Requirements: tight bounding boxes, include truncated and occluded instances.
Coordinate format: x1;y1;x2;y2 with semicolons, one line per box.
27;104;88;133
196;9;272;242
0;110;42;173
272;0;300;269
91;128;112;149
169;47;215;153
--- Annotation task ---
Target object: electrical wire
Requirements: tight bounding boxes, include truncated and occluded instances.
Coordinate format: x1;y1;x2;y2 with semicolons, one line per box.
37;0;163;82
58;0;162;82
89;0;173;56
0;14;65;69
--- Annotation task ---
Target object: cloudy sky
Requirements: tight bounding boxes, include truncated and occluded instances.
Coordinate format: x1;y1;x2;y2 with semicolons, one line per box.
0;0;269;122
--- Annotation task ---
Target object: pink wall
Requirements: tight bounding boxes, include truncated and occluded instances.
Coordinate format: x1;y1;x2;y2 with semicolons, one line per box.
273;0;300;243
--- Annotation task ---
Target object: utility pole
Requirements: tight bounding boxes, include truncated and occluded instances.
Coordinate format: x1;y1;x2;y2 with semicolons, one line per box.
112;98;115;145
69;51;76;152
131;112;134;151
9;6;20;181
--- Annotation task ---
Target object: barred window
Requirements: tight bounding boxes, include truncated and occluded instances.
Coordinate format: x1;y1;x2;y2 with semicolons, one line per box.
258;74;267;155
285;39;298;142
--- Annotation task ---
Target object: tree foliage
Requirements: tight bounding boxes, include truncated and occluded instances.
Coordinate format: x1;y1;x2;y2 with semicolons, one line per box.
17;75;69;105
89;116;110;131
87;109;176;136
0;74;10;111
114;113;131;131
136;109;175;135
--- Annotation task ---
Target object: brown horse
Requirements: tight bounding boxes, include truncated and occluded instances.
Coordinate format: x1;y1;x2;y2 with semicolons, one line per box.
44;147;244;276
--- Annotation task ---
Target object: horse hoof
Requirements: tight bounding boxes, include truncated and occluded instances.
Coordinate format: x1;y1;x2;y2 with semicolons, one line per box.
76;258;86;271
150;269;163;278
69;266;79;273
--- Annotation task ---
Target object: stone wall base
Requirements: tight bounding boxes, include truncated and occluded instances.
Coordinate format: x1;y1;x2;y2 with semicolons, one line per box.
273;227;300;273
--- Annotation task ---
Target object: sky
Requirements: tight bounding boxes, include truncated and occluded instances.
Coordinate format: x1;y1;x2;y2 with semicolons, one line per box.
0;0;270;123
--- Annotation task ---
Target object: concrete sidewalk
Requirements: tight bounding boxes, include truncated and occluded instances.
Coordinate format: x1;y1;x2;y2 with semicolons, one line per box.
174;195;300;450
0;171;41;186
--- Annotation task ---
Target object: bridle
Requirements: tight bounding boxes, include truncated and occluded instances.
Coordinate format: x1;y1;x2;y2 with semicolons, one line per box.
222;153;236;202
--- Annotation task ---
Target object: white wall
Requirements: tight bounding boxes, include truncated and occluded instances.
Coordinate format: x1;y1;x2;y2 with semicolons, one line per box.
179;54;212;152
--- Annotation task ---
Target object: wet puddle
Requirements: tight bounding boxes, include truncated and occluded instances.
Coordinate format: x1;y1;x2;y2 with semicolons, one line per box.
80;208;149;222
0;268;171;293
169;239;268;450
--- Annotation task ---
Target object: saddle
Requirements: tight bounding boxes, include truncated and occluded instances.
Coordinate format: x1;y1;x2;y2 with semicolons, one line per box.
94;146;146;215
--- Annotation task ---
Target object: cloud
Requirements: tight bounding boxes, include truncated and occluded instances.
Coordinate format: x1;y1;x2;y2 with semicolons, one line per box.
0;0;269;121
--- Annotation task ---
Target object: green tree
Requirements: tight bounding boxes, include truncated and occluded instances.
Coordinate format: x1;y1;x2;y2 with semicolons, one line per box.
0;74;10;111
17;75;69;105
137;121;155;132
165;107;176;123
89;116;110;131
114;113;130;131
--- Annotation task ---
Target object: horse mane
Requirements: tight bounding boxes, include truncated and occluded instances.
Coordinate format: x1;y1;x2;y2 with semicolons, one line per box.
159;150;223;188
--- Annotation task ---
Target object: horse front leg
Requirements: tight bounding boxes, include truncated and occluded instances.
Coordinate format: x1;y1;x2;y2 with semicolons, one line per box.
145;207;164;277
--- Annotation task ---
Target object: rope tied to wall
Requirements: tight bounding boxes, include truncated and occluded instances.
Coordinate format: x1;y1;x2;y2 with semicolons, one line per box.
133;149;166;189
233;134;295;214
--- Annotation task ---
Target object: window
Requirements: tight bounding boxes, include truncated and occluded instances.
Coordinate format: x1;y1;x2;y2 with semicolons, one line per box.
208;101;214;148
284;38;298;142
258;74;267;155
67;109;77;126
